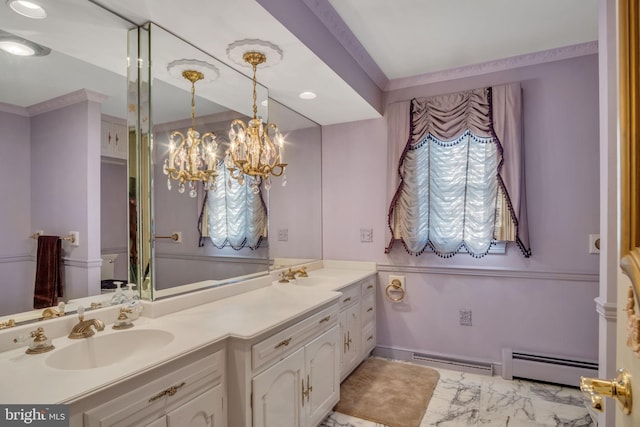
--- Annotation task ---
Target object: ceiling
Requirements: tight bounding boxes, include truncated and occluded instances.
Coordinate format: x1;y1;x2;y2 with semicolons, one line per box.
1;0;598;126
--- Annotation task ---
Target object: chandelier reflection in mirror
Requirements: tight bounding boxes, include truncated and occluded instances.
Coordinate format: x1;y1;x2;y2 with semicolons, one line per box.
225;51;287;192
163;69;217;198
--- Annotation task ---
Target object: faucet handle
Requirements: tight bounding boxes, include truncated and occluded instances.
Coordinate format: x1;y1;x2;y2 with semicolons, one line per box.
13;327;55;354
278;271;290;283
113;307;134;330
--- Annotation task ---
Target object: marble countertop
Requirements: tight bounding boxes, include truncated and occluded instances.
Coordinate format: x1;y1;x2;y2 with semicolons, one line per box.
0;263;375;404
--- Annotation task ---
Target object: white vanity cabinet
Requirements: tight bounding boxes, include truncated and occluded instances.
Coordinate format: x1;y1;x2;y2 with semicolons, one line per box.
360;277;376;355
71;345;226;427
252;326;340;427
338;275;376;380
227;302;340;427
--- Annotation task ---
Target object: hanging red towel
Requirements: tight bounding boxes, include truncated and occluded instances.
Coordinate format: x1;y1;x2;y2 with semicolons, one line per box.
33;235;64;309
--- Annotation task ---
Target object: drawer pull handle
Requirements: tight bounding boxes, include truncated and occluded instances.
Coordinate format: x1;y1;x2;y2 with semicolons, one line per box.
275;337;293;349
319;316;331;324
367;335;374;341
343;297;352;303
367;307;374;312
367;285;373;289
148;382;186;402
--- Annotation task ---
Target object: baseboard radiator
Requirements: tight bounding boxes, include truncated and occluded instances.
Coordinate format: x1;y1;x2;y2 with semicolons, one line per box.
411;352;494;376
502;348;598;387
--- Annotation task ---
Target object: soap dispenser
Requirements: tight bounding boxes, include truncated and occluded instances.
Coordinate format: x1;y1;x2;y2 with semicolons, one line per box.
110;281;126;306
125;283;142;320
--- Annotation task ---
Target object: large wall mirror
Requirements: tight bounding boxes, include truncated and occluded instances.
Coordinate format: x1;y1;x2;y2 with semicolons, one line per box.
130;23;322;300
0;0;132;320
0;2;321;324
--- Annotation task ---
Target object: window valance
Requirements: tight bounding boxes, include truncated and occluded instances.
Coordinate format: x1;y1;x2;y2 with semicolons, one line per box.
385;82;531;257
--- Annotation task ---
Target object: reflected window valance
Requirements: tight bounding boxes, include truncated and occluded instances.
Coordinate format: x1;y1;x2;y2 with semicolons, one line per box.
385;83;531;258
199;162;267;250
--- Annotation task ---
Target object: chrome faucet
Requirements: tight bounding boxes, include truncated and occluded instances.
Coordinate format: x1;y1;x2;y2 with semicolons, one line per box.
68;306;104;339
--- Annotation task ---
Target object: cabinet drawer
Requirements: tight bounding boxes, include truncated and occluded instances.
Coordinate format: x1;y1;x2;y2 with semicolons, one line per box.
252;304;338;372
84;349;224;427
338;284;359;310
362;322;376;354
361;293;375;326
361;276;376;296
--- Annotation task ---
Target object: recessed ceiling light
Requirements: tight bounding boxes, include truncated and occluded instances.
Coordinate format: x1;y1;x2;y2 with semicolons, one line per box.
299;91;317;100
0;40;35;56
261;99;268;107
6;0;47;19
0;31;51;56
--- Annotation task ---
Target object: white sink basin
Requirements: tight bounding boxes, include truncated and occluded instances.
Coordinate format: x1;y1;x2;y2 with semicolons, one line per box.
46;329;174;370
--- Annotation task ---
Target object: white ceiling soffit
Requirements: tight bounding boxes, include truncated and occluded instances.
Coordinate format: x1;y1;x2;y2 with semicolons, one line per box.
93;0;382;125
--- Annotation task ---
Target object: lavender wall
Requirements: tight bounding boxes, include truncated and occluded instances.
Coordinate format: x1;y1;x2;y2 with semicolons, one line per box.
0;97;104;315
269;125;322;261
30;99;102;300
0;109;34;315
322;54;600;366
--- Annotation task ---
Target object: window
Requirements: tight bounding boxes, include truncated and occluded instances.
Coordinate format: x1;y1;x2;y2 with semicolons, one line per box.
386;84;531;258
199;162;267;250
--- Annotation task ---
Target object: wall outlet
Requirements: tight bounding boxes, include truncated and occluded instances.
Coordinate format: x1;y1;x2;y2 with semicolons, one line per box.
360;228;373;243
459;309;473;326
278;229;288;242
389;275;405;292
589;234;600;254
173;232;182;243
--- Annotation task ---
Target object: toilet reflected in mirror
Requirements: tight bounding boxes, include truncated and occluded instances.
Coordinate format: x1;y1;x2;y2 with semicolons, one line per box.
100;254;127;294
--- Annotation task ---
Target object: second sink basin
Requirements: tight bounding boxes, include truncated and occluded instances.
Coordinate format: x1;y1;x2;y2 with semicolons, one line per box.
46;329;174;370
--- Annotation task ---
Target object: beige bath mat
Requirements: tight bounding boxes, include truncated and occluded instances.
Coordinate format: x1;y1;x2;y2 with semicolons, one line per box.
334;357;440;427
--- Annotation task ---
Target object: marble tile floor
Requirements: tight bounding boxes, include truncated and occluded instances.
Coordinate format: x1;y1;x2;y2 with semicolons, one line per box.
321;364;594;427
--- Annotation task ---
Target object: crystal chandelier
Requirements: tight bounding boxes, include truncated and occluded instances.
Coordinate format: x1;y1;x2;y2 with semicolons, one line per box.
225;51;287;191
163;70;217;198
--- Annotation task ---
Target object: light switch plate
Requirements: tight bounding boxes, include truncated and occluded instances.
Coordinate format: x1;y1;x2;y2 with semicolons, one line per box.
278;229;288;241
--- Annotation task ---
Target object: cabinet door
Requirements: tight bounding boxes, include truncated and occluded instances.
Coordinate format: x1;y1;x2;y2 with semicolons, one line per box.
340;304;361;378
113;122;128;159
304;326;340;427
166;384;222;427
253;348;305;427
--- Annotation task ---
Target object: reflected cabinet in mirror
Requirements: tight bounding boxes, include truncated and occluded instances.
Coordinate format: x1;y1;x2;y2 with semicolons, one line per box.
129;23;322;301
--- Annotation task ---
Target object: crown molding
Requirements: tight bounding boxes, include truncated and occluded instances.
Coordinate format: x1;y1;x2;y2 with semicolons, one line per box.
0;102;29;117
386;41;599;91
27;89;110;117
302;0;388;89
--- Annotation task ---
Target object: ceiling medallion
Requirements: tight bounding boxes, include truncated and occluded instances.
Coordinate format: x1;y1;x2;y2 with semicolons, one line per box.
167;59;220;83
226;39;283;69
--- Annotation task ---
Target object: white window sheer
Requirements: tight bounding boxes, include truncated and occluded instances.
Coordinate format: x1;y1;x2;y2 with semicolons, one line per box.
200;162;267;250
386;84;531;258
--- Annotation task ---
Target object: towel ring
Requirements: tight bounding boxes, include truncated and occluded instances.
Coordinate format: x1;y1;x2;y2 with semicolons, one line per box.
385;279;405;302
